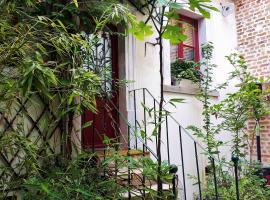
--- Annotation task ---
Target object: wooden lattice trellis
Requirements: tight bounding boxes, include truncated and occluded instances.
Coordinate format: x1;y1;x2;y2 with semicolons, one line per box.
0;94;62;189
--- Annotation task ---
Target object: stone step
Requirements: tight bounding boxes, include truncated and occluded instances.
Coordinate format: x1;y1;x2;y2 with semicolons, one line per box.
96;149;150;170
93;149;174;199
96;149;150;159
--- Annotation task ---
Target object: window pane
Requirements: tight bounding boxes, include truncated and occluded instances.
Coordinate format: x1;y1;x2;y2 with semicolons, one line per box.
82;32;113;97
183;22;194;47
183;46;195;61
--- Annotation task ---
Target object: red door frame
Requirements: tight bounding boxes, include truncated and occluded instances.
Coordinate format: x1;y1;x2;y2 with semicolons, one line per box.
178;15;200;62
82;30;119;150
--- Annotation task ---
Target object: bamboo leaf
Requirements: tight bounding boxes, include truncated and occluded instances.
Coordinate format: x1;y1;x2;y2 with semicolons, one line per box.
73;0;78;8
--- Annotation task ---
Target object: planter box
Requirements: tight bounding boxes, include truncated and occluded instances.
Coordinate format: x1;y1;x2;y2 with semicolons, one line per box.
172;78;199;89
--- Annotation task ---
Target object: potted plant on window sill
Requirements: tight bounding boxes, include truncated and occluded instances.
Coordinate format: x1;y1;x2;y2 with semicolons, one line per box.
171;59;202;88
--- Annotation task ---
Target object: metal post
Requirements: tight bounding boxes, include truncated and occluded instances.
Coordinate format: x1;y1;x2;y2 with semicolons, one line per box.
256;120;261;162
232;156;240;200
211;158;219;200
133;90;138;149
169;164;178;199
179;126;187;200
153;99;158;154
165;115;170;164
143;88;147;149
142;88;146;198
127;125;131;200
194;142;202;200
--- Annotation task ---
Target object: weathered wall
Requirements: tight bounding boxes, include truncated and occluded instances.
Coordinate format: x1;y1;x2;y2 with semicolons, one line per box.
234;0;270;163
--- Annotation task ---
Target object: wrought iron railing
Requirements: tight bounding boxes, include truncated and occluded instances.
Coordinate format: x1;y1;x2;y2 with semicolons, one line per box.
128;87;240;200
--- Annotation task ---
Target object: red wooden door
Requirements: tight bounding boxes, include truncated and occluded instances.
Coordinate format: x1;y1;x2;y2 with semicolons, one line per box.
82;32;119;149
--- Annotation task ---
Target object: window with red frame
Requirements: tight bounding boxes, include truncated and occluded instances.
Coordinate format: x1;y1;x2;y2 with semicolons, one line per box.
170;16;199;62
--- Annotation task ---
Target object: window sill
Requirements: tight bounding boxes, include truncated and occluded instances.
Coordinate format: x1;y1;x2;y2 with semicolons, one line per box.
163;84;219;97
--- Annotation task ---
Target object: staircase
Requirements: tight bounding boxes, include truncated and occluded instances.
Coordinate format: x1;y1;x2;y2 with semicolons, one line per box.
96;149;175;199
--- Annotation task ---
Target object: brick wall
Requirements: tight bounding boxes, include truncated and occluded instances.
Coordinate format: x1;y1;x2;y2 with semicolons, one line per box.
234;0;270;163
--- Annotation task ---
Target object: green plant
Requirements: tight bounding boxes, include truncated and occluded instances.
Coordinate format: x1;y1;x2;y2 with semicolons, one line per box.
171;59;201;83
212;53;269;159
188;42;222;157
226;53;270;162
197;53;270;200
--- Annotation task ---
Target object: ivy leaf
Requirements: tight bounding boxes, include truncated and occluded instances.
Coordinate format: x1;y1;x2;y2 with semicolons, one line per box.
162;25;187;44
129;21;153;40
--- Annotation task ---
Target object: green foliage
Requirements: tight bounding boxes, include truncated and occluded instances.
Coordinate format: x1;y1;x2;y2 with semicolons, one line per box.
188;42;222;156
170;59;202;83
22;153;125;200
202;163;270;200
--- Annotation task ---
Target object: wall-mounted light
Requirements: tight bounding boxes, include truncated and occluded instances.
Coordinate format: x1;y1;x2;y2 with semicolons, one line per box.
220;2;234;17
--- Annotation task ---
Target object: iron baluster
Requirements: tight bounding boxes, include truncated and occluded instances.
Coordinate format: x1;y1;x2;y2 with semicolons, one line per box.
133;90;138;149
143;88;147;148
194;142;202;200
179;126;187;200
142;88;146;198
165;114;170;164
153;99;158;154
